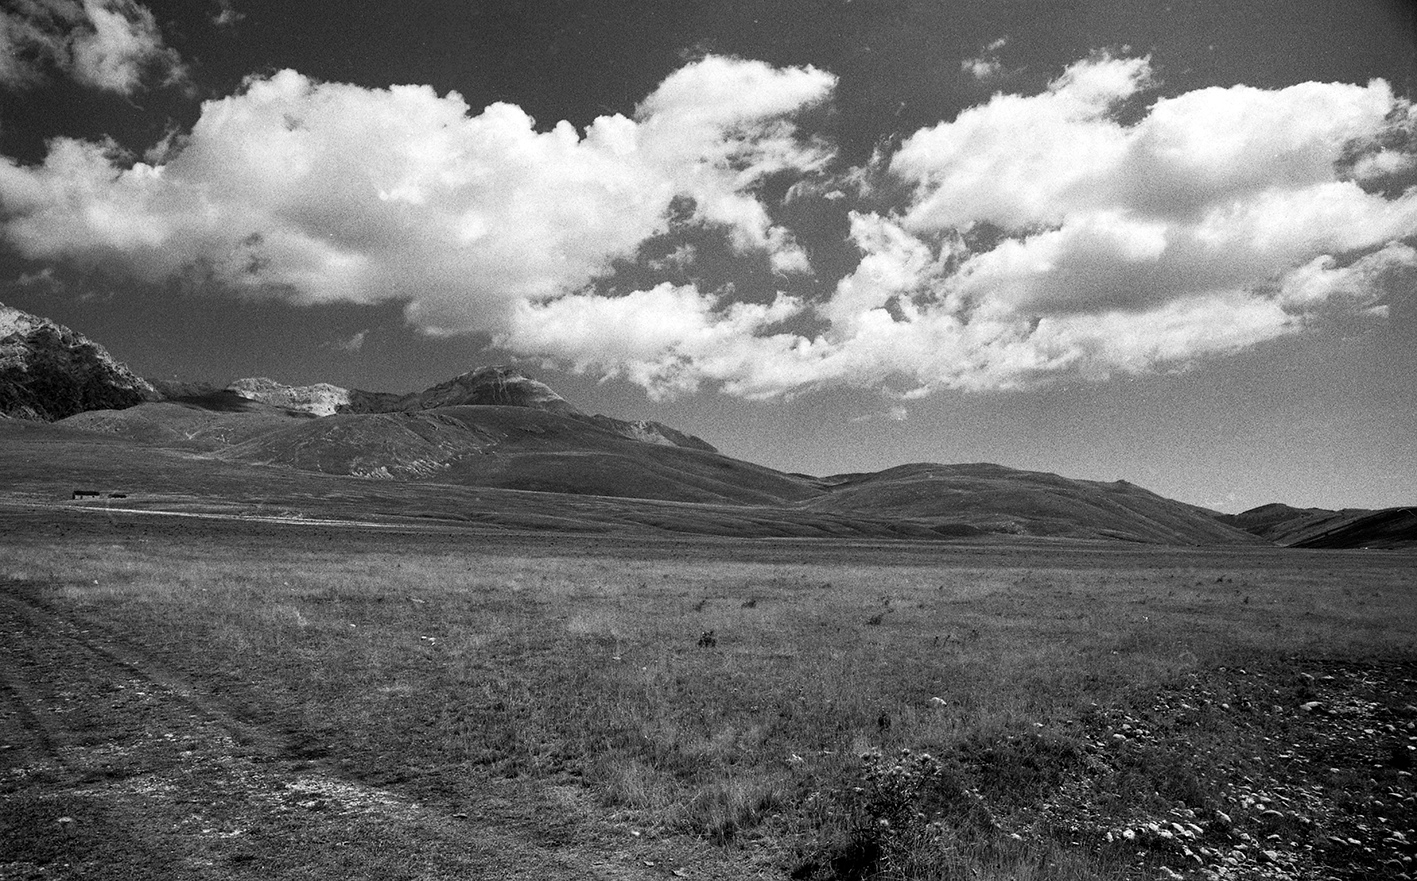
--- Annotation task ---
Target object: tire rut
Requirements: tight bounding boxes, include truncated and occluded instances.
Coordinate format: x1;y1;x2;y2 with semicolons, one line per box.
0;583;662;881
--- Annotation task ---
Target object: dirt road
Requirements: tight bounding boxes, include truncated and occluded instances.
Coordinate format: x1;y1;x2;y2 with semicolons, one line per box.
0;583;678;881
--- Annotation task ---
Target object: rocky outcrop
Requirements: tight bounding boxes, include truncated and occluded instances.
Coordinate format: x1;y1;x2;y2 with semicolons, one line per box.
577;414;717;453
228;377;352;416
0;304;156;421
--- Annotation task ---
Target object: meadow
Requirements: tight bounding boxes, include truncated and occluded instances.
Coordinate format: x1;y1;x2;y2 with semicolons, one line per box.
2;510;1414;879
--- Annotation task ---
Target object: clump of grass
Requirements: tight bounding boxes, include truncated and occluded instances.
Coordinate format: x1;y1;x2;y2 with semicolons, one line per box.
596;753;787;844
676;772;786;843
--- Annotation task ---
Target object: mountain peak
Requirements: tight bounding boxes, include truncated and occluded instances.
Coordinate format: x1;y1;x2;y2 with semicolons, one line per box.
340;365;579;415
0;302;156;421
426;366;579;413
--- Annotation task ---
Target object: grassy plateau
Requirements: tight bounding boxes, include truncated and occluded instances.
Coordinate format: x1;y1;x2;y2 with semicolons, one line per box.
1;509;1414;880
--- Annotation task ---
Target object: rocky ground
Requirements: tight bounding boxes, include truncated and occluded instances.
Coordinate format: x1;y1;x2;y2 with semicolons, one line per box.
1047;659;1417;880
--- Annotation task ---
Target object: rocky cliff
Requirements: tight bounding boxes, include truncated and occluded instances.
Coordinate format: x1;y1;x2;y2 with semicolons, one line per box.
0;304;156;421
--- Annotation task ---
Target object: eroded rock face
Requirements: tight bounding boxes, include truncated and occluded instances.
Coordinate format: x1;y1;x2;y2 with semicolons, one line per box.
227;377;352;417
0;304;156;421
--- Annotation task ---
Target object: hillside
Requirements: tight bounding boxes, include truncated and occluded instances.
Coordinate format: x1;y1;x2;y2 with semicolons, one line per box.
28;403;1265;544
215;405;818;505
0;303;1323;547
62;399;317;451
1223;503;1417;549
808;463;1263;546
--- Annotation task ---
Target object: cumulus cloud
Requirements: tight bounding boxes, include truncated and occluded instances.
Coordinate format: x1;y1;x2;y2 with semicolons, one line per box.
0;57;834;334
502;283;813;399
498;55;1417;398
1;52;1413;400
0;0;186;93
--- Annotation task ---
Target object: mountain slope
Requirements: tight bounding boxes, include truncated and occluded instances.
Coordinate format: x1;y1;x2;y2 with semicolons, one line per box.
215;405;818;504
0;305;1316;547
0;304;156;421
61;399;317;451
340;366;716;451
1222;503;1417;549
809;463;1263;545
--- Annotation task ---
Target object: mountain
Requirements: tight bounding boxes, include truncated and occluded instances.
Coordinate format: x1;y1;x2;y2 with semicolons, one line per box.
340;366;577;415
0;303;156;421
212;404;814;504
0;303;1341;546
807;464;1261;545
338;366;715;452
1221;503;1417;549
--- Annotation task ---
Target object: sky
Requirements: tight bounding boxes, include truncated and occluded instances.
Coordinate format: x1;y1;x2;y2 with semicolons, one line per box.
1;0;1415;512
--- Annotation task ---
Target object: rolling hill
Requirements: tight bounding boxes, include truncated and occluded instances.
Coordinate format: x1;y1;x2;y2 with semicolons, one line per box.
1221;503;1417;549
34;387;1263;543
807;464;1261;545
1;302;1398;547
212;404;815;505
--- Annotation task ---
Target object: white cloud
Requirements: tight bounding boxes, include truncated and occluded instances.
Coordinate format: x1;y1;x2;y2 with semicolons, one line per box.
849;405;909;424
0;58;834;334
0;0;186;94
1276;242;1417;317
961;37;1007;82
501;283;813;399
500;55;1417;399
332;329;367;353
211;0;243;28
1;52;1413;401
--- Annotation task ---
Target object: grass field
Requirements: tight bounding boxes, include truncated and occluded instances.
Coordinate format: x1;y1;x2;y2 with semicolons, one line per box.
2;509;1414;879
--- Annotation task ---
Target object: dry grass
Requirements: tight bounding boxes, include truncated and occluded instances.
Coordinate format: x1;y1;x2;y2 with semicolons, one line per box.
3;520;1414;879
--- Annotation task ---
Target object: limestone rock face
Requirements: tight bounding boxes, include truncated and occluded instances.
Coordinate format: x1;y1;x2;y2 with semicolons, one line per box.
227;377;352;416
0;304;156;421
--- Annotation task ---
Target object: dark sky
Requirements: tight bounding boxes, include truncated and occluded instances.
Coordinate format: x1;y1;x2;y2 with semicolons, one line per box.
1;0;1415;511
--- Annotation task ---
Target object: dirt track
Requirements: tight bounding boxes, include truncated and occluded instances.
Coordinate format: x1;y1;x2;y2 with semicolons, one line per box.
0;583;672;881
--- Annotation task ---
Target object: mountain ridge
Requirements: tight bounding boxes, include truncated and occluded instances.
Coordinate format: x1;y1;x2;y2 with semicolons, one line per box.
0;302;1399;547
1220;503;1417;549
0;303;157;421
